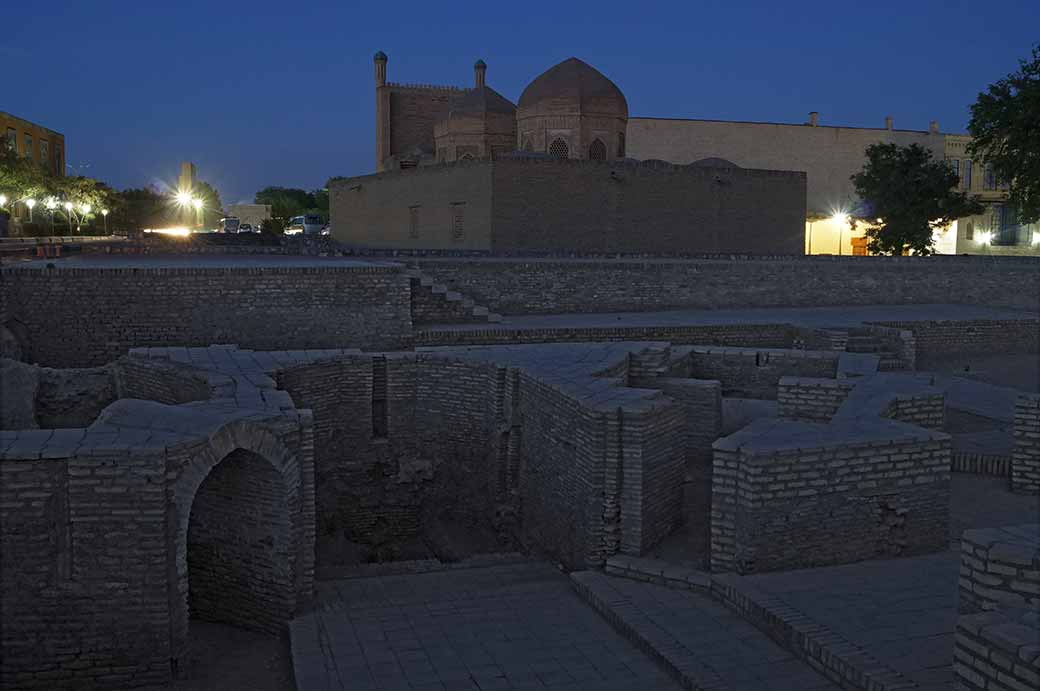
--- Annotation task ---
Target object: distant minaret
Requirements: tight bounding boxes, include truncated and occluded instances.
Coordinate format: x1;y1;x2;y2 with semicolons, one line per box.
374;51;390;171
474;59;486;89
178;161;197;192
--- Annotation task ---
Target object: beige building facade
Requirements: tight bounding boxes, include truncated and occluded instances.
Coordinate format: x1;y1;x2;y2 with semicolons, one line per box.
1;111;65;177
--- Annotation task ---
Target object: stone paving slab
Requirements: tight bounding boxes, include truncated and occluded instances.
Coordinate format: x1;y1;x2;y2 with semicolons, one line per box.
292;562;682;691
571;570;839;690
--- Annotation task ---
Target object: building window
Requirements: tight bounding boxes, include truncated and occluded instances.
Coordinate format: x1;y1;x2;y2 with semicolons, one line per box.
949;159;959;181
963;159;972;189
5;128;15;151
589;139;606;161
994;204;1020;246
548;137;569;159
984;164;996;190
965;220;974;240
54;146;63;175
617;132;625;158
40;140;49;168
450;202;465;243
23;133;33;159
408;206;420;239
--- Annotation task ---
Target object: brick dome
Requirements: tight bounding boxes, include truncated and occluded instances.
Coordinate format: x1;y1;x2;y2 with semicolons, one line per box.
518;57;628;118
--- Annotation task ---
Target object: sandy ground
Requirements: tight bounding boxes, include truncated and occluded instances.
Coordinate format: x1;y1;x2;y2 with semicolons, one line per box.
166;621;296;691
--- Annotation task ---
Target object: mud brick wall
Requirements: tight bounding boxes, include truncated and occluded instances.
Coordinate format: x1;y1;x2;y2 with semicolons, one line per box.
416;323;795;349
1;264;412;367
685;347;838;399
412;257;1040;315
1012;395;1040;494
862;324;916;368
872;319;1040;360
777;377;856;422
711;427;951;574
959;525;1040;614
881;392;946;431
409;279;484;325
0;449;171;690
955;608;1040;691
113;357;212;405
621;401;686;554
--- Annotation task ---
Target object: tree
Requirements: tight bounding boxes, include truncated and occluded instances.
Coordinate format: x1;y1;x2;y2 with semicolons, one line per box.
255;186;313;220
850;143;984;255
193;180;224;228
111;186;170;231
967;44;1040;224
0;137;50;203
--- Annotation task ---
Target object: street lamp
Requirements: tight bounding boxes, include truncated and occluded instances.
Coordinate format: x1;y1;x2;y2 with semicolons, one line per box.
191;198;203;228
45;197;57;233
25;198;36;222
64;201;74;233
101;209;109;233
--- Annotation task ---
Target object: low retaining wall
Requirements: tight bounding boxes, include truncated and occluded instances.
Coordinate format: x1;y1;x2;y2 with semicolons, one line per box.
872;318;1040;361
684;346;837;399
1012;394;1040;494
711;419;951;574
777;377;856;422
959;524;1040;614
955;607;1040;691
416;323;794;349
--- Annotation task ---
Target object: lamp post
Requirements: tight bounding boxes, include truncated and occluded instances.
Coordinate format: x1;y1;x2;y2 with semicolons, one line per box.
64;202;74;233
101;209;109;233
25;198;36;223
45;198;57;234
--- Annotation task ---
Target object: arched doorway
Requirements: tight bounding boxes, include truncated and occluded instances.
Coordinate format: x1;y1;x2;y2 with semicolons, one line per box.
186;448;293;633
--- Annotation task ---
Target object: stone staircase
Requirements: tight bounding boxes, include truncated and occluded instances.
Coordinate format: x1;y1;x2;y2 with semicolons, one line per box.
406;268;502;325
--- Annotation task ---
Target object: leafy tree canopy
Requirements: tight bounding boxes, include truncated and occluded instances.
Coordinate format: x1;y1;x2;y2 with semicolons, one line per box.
967;44;1040;224
255;186;328;222
851;143;984;255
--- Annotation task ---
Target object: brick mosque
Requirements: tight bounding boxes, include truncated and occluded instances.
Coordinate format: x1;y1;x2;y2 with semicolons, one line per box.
1;54;1039;691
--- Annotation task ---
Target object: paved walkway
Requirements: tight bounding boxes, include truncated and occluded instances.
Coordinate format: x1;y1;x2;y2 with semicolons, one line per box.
572;571;839;690
426;303;1037;332
290;562;681;691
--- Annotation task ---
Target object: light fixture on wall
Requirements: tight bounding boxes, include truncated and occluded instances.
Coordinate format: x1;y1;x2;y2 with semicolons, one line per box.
1032;231;1040;246
976;231;993;245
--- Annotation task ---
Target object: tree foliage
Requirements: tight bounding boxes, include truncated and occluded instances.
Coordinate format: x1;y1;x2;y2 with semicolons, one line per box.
967;44;1040;224
255;186;328;221
850;143;984;255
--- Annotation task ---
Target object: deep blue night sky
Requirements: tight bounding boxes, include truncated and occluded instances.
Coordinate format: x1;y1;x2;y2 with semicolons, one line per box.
7;0;1038;203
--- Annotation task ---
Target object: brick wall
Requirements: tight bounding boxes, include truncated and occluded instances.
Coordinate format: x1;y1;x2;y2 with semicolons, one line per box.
416;323;795;349
1012;395;1040;494
489;159;806;255
711;421;951;574
873;319;1040;360
1;263;412;367
959;525;1040;614
777;377;856;422
881;392;946;431
113;357;212;405
955;608;1040;691
413;257;1040;315
684;346;837;399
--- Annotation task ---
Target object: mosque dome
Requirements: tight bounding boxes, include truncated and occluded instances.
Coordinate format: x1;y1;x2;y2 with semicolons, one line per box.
518;57;628;118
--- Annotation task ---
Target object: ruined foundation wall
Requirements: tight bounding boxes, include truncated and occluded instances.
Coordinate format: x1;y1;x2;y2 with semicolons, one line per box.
711;427;951;574
959;525;1040;614
685;347;838;399
873;319;1040;360
954;607;1040;691
1012;395;1040;494
777;377;856;422
412;257;1040;315
1;264;412;367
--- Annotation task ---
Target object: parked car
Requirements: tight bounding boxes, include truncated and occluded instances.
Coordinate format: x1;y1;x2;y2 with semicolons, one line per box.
320;223;331;236
238;223;253;233
284;214;324;236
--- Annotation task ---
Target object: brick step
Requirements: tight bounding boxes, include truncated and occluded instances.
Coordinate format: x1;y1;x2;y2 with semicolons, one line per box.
407;268;502;325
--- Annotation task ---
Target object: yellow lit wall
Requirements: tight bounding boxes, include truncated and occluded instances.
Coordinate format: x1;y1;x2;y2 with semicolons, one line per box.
804;217;863;255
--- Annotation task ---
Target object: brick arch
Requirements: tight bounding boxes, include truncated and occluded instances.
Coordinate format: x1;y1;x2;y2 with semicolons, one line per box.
168;421;301;664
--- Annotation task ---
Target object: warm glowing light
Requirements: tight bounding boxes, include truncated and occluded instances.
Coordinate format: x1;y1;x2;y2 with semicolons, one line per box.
977;231;993;245
191;198;203;210
81;204;91;214
64;202;73;211
143;226;191;237
831;212;849;225
24;198;36;210
1033;231;1040;246
0;194;7;206
44;197;57;210
875;218;883;224
175;191;192;206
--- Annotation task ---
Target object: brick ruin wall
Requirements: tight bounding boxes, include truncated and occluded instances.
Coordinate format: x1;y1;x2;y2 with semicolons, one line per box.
955;525;1040;691
1012;394;1040;494
412;257;1040;315
777;377;857;422
0;264;413;367
0;415;314;690
711;432;951;574
955;607;1040;691
273;352;685;570
873;319;1040;361
684;347;837;399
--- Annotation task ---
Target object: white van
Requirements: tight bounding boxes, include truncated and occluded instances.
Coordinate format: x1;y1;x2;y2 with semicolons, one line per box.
217;217;240;233
284;214;324;235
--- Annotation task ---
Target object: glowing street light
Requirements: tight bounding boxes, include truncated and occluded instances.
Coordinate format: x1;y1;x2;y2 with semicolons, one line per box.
175;191;192;207
63;201;74;233
0;194;7;207
25;198;36;222
977;231;993;246
101;208;109;233
1032;231;1040;247
81;203;91;215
